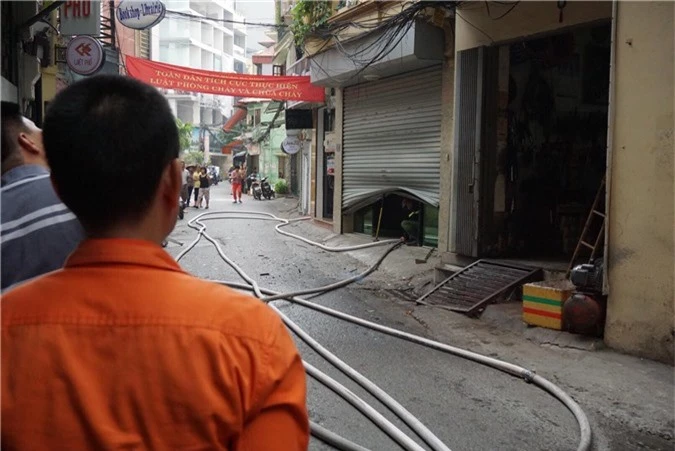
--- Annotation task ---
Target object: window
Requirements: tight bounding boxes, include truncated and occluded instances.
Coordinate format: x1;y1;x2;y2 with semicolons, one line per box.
255;64;262;75
159;44;169;62
273;65;285;76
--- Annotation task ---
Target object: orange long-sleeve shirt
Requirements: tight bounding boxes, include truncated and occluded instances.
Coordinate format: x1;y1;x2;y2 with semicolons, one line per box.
1;239;309;450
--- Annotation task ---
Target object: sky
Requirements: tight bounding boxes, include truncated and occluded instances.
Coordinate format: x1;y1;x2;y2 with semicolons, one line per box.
234;0;276;53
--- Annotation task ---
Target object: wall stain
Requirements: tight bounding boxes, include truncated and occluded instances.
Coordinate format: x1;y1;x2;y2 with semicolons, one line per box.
609;247;635;267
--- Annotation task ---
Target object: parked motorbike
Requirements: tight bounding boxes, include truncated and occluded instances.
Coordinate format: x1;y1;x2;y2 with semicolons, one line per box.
251;178;262;200
260;177;275;200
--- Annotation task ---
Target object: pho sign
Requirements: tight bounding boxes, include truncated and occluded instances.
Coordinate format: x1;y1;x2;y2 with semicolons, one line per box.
60;0;101;36
117;1;167;30
66;36;105;76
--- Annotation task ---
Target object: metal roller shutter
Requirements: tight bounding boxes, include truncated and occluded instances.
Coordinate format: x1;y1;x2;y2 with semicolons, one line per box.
342;66;443;212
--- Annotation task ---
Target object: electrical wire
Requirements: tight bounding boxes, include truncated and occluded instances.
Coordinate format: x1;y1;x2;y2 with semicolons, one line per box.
454;9;494;43
172;209;593;451
302;1;459;85
165;9;283;28
490;1;520;20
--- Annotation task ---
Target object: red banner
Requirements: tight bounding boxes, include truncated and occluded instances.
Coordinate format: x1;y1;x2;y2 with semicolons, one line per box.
125;56;325;102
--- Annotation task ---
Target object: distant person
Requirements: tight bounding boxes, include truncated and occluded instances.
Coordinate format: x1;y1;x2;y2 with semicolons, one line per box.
180;161;190;205
231;164;244;203
228;165;235;195
197;166;210;209
1;75;309;450
401;198;420;245
186;165;195;206
192;166;201;207
1;101;84;291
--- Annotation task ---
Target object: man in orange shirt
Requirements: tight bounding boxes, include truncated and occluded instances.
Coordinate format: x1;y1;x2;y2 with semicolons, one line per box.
1;75;309;450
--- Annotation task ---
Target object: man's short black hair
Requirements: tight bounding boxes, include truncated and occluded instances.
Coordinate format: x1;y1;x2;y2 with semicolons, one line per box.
43;75;179;232
1;101;25;165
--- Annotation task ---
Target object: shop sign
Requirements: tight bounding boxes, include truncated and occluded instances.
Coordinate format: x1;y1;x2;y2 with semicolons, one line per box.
282;136;302;155
286;109;313;130
117;1;166;30
66;36;105;76
60;0;101;36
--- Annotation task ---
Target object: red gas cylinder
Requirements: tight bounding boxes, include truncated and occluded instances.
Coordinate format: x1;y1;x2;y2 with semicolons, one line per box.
563;293;606;336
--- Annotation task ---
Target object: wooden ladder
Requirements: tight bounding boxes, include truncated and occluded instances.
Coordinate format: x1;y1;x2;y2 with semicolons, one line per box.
566;177;606;276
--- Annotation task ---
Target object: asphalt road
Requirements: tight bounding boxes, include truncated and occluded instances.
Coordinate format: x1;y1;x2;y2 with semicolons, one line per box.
167;184;581;451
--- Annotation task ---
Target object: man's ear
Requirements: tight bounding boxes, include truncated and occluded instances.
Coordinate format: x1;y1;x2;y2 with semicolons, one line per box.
17;132;44;157
161;158;182;205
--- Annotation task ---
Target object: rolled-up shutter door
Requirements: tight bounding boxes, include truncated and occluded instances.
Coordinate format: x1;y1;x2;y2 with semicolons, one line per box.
342;66;442;212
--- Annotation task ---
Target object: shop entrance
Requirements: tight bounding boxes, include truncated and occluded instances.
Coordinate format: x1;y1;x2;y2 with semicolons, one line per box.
354;194;439;247
455;22;610;261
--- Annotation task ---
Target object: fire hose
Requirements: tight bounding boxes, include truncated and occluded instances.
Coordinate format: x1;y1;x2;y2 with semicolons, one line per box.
174;210;592;451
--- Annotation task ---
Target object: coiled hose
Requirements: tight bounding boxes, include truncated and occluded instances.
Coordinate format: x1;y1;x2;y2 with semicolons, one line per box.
174;210;592;451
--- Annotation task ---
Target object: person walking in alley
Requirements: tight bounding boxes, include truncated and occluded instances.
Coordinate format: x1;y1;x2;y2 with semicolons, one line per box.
186;165;195;206
1;75;309;450
197;166;211;209
180;161;190;205
192;165;201;207
231;164;244;203
1;101;84;291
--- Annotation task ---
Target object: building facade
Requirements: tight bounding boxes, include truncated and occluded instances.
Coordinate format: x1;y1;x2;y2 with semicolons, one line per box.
153;0;248;126
300;0;674;363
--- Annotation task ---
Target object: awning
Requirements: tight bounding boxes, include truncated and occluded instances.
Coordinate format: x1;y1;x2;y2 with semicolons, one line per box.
234;150;248;158
221;139;244;155
223;107;247;132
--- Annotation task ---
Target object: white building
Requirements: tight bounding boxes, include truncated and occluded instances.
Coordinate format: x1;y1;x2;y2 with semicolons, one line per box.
153;0;248;126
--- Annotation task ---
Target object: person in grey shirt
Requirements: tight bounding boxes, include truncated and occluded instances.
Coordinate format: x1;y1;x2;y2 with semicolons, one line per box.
1;101;84;291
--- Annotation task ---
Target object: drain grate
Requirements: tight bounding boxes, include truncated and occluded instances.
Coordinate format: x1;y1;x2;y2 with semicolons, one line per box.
415;260;542;316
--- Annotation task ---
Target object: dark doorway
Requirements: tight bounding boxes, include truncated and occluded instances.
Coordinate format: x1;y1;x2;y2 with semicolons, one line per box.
322;109;335;219
496;23;610;259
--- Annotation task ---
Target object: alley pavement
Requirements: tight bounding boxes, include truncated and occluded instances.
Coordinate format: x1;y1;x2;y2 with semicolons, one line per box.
167;183;674;451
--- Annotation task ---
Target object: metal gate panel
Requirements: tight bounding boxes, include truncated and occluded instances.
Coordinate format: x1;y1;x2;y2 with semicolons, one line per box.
415;260;543;316
478;47;500;254
342;66;442;212
453;48;482;256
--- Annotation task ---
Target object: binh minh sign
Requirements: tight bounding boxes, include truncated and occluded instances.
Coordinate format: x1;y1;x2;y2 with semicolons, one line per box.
126;56;325;102
116;1;166;30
